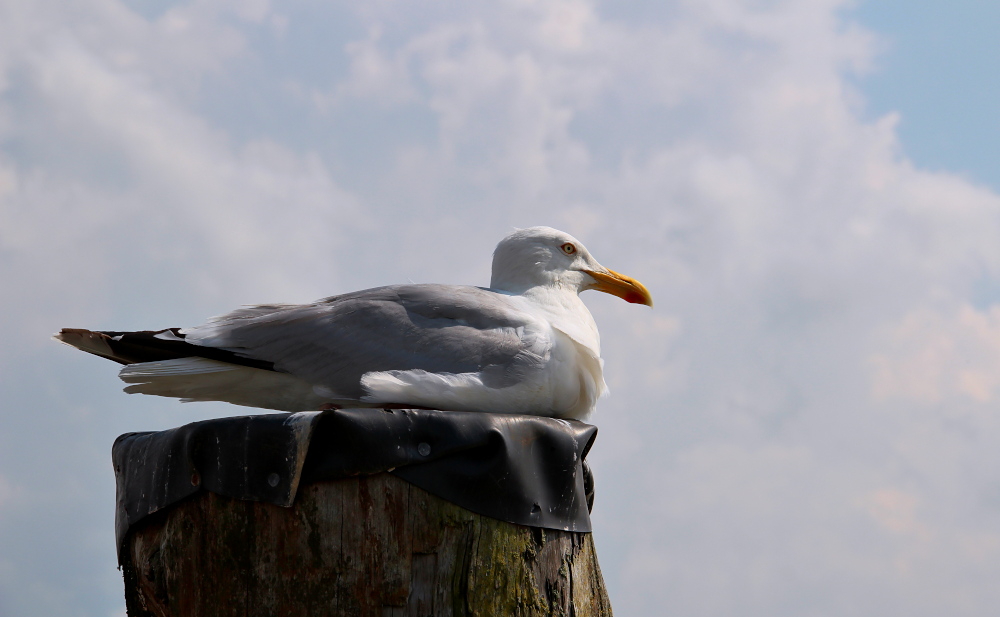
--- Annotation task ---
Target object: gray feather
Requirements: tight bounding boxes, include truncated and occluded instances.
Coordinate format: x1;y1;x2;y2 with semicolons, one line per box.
181;284;550;399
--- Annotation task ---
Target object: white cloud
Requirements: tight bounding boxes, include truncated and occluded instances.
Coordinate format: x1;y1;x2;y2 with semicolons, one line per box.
864;487;928;537
0;0;367;342
4;0;1000;615
316;26;418;108
872;304;1000;405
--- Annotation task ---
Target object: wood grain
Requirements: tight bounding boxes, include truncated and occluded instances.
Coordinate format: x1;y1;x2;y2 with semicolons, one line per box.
122;473;613;617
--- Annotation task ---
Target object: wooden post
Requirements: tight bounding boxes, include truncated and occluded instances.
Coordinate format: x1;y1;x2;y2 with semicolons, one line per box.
121;473;614;617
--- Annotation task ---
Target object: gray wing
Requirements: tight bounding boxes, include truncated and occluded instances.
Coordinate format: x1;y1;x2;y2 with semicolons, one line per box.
180;284;548;399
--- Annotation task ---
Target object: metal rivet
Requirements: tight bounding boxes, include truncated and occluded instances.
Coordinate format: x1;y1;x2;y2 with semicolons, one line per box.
267;473;280;487
417;442;431;457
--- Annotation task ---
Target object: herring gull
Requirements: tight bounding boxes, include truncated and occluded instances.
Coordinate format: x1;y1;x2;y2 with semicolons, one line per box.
54;226;652;419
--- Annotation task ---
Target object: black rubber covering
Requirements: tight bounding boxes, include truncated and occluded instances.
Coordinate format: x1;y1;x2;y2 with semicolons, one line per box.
112;409;598;559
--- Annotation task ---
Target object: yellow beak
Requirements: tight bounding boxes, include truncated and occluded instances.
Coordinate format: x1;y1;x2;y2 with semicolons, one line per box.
584;268;653;307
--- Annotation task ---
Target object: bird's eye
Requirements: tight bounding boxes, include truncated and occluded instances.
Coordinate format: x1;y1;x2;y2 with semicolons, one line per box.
561;243;576;255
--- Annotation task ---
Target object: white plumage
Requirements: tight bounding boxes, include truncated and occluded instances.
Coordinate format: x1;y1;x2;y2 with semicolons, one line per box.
56;226;652;419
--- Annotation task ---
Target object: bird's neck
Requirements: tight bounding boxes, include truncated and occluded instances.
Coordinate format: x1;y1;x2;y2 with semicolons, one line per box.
490;270;553;295
519;285;601;354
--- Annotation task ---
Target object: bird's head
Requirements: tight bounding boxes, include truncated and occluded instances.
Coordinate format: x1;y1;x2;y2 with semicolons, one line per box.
490;226;653;306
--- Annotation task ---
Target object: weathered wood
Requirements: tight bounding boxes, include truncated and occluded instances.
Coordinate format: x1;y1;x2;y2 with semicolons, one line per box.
122;473;613;617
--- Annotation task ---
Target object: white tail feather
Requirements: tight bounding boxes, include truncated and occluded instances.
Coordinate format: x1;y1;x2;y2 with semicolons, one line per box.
119;358;329;412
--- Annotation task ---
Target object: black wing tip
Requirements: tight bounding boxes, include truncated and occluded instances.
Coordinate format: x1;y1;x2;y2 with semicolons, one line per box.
53;327;276;371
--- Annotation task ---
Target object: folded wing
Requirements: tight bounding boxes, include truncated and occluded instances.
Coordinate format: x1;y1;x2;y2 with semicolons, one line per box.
61;285;555;412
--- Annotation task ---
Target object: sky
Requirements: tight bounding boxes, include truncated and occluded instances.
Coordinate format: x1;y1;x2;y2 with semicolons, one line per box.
2;0;1000;615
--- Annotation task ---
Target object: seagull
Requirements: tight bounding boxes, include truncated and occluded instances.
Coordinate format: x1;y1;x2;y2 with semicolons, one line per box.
54;226;652;419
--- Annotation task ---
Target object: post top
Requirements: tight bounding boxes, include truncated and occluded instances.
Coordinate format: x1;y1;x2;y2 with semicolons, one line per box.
113;409;597;558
